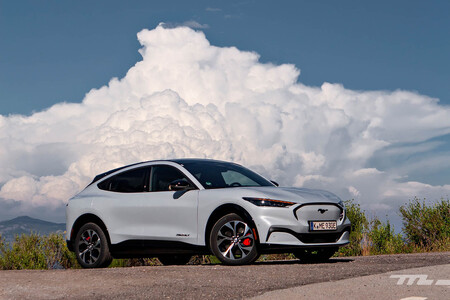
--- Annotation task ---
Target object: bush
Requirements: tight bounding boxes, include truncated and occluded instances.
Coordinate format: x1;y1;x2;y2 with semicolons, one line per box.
0;234;5;266
338;197;449;257
368;218;405;254
338;200;404;256
338;199;368;256
400;197;450;250
0;233;78;270
43;233;78;269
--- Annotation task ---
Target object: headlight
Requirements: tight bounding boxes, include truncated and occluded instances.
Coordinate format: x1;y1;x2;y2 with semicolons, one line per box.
242;197;296;207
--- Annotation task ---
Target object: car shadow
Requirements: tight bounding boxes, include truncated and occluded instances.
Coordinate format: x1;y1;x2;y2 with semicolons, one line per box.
253;258;354;265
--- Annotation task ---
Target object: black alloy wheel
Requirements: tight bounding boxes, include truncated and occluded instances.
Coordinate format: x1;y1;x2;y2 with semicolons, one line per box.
210;213;259;265
75;222;112;268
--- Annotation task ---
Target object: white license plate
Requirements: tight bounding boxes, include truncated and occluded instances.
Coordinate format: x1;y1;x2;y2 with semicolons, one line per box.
310;221;337;231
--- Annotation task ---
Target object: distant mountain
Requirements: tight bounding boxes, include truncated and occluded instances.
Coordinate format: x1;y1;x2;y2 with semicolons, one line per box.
0;216;65;244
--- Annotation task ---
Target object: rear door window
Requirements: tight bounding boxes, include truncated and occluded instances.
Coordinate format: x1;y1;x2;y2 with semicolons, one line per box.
150;165;191;192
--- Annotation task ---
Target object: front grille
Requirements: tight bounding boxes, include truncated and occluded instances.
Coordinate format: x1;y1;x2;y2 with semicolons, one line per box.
294;203;342;221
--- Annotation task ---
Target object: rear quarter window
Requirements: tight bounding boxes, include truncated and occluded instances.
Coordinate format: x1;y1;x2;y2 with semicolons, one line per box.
97;167;149;193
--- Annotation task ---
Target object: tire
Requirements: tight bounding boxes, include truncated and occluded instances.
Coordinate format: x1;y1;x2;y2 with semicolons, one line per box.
293;247;337;263
158;254;192;265
99;257;113;268
75;222;112;268
209;213;259;265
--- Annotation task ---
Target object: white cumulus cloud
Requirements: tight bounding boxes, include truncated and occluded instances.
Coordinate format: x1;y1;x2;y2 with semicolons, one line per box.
1;25;449;223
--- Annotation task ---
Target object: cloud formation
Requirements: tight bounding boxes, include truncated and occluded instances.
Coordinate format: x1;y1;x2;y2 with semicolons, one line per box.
1;25;449;222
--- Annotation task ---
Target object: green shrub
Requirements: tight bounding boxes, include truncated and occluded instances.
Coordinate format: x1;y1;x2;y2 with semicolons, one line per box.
0;233;78;270
400;197;450;250
0;234;5;266
368;218;405;254
0;233;46;269
338;199;369;256
338;201;405;256
42;233;78;269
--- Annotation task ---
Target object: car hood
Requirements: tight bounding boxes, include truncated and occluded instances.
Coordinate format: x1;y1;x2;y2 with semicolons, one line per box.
239;186;342;204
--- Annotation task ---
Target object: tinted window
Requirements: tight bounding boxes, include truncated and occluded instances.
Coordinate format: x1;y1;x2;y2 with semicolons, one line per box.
181;162;273;189
98;167;148;193
222;170;258;186
151;165;191;192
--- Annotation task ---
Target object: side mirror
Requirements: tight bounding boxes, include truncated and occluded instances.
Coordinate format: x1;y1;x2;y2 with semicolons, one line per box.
168;179;194;191
270;180;279;187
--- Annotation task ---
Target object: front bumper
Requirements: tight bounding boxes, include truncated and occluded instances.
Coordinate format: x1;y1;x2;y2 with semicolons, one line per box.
265;226;351;247
254;202;351;247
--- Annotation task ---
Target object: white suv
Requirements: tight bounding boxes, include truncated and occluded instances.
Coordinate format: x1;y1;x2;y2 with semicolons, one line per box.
66;159;350;268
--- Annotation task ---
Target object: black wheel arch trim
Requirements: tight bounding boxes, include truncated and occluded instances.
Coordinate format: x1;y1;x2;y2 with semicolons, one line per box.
205;203;259;247
70;213;111;250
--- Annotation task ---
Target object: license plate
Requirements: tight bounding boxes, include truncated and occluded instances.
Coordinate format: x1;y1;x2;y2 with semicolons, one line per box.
310;221;337;231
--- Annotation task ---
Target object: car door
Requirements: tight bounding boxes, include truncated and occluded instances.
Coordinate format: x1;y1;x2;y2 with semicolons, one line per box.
143;164;199;244
96;164;199;245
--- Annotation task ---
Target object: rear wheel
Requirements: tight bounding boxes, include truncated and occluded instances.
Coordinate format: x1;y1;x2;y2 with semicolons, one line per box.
75;223;112;268
293;247;337;263
209;213;259;265
158;254;192;265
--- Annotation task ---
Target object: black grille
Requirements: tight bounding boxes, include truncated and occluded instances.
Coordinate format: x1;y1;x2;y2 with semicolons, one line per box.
297;232;342;244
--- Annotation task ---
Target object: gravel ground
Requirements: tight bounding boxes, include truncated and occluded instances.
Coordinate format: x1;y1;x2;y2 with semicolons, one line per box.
0;252;449;299
252;263;450;300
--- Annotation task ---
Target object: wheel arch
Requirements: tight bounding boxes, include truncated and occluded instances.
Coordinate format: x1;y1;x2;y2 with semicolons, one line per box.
204;204;259;249
70;213;111;248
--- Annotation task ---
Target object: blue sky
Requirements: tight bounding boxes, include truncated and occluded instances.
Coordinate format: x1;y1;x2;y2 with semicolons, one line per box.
1;0;449;115
0;1;449;224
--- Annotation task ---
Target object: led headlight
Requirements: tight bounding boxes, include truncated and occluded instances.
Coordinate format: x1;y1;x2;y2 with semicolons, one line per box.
242;197;296;207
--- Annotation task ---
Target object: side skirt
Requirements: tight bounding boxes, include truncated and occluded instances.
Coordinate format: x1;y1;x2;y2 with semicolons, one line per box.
109;240;209;258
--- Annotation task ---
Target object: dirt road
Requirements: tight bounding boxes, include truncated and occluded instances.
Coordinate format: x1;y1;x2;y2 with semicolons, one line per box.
1;252;449;299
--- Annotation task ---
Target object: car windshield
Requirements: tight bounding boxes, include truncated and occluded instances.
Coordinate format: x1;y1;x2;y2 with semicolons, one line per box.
180;161;274;189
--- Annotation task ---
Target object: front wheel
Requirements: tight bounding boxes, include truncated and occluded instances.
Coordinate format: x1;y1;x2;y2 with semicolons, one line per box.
293;247;337;263
74;222;112;268
209;213;259;265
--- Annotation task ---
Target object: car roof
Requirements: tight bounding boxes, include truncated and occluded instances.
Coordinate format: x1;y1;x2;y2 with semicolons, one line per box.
169;158;235;165
89;158;235;185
